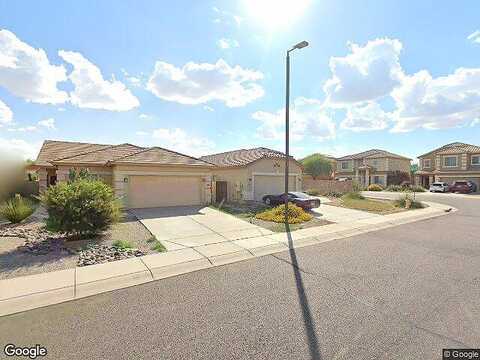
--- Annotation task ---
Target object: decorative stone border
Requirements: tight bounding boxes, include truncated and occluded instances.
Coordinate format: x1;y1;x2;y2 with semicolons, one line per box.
0;200;455;317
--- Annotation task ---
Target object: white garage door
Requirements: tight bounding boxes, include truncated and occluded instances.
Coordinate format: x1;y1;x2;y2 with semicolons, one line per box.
253;175;296;201
128;175;202;208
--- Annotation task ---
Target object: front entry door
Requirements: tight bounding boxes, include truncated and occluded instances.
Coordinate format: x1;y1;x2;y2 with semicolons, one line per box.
216;181;227;203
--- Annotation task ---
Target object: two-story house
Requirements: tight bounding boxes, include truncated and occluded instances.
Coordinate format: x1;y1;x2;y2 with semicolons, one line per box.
416;142;480;189
335;149;411;187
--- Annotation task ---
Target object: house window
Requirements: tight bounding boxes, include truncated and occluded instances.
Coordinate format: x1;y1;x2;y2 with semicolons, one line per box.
471;155;480;165
373;176;380;184
423;159;431;168
341;161;349;170
443;156;457;167
372;160;378;167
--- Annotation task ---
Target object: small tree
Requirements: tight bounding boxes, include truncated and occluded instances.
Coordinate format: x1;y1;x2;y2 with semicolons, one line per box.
40;177;121;238
301;153;333;179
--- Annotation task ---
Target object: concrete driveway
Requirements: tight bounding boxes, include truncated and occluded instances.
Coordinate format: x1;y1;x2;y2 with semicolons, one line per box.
132;206;273;250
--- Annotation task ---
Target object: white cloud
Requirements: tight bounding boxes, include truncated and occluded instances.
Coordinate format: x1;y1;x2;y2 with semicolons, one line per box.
340;102;390;132
0;29;68;104
467;30;480;44
7;125;37;132
0;99;13;126
203;105;215;112
253;97;336;142
58;50;139;111
391;68;480;132
138;113;151;119
147;59;264;107
324;38;403;105
152;128;215;157
0;138;41;160
135;130;148;136
471;118;480;127
212;7;242;26
217;38;239;49
38;117;56;130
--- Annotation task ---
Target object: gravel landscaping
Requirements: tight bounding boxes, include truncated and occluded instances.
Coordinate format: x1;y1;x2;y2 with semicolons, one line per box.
0;208;161;280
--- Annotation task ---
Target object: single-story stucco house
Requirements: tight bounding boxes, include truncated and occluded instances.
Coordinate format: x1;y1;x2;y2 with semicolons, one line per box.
29;140;303;208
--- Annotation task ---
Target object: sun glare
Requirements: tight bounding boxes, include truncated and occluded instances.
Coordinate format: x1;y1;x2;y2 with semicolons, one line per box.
243;0;311;30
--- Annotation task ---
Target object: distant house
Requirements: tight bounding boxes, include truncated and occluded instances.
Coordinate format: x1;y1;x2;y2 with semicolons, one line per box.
416;142;480;188
335;149;411;187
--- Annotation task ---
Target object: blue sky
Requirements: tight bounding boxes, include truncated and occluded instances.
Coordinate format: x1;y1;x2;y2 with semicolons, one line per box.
0;0;479;161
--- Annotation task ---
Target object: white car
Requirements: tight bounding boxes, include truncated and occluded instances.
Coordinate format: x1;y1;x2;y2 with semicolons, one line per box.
429;182;449;193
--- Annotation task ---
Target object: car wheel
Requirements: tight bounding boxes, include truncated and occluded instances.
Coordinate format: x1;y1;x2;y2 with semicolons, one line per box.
264;197;271;205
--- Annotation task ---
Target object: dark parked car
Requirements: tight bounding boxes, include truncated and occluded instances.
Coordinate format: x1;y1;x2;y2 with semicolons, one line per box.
262;192;321;210
449;181;472;194
467;181;478;193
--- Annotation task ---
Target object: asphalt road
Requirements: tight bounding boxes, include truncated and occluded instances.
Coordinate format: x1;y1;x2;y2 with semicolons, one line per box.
0;194;479;360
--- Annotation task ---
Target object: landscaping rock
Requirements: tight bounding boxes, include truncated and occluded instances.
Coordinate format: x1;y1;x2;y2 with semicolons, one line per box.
77;244;145;267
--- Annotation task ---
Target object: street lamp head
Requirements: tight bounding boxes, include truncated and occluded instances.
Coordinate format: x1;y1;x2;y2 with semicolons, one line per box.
294;40;309;49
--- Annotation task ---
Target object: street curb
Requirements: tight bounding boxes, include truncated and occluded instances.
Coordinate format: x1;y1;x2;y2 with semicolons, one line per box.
0;200;456;317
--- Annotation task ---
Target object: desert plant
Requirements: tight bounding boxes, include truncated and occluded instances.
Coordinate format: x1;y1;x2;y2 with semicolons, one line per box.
40;178;121;238
0;195;35;223
367;184;383;191
255;203;313;224
394;194;423;209
301;153;333;179
306;189;320;196
112;239;133;249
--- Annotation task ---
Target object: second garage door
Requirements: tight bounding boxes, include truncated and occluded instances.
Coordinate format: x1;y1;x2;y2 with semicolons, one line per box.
253;175;296;201
128;175;202;208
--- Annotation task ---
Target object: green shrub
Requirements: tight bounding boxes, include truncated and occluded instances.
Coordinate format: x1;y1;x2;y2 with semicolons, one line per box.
323;191;344;198
40;178;121;237
394;194;424;209
343;191;365;200
112;239;132;249
306;189;320;196
352;181;363;193
367;184;383;191
0;195;35;223
386;184;404;192
255;203;313;224
410;185;426;192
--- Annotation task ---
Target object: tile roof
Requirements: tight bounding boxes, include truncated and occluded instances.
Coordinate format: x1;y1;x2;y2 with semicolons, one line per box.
336;149;411;161
112;147;215;167
34;140;112;167
199;147;290;167
419;142;480;157
52;144;145;165
34;140;213;168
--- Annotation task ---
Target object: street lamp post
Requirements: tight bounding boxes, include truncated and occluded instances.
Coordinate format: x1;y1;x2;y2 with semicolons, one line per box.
285;41;309;220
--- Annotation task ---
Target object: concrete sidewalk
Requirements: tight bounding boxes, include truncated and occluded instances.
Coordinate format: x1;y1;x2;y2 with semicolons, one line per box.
0;200;455;317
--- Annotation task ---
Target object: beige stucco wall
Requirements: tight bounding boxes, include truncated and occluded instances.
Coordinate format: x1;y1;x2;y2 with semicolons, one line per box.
112;164;213;208
55;165;113;185
212;158;303;202
213;168;249;201
387;158;411;173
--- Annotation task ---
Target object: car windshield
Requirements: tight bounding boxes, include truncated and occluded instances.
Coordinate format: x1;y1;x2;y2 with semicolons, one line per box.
289;192;309;198
432;183;443;186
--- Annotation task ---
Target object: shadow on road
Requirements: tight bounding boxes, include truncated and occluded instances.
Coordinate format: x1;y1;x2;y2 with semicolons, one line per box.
285;222;322;360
